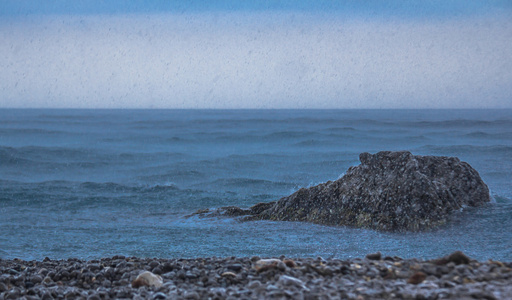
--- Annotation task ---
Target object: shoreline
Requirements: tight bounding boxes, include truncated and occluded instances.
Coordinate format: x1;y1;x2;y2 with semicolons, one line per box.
1;252;511;299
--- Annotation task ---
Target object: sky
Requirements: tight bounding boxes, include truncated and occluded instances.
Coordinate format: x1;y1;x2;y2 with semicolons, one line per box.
1;1;511;109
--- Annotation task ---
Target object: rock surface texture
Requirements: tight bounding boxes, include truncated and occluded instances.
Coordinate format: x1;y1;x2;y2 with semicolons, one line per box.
194;151;491;231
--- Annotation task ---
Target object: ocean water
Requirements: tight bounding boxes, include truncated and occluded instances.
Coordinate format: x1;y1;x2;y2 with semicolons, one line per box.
1;109;511;261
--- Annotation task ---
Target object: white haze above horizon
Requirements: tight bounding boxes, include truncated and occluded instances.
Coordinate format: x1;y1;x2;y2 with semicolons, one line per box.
1;11;511;109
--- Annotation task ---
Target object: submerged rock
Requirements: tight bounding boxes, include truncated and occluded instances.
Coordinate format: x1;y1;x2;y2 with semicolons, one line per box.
186;202;276;218
194;151;491;231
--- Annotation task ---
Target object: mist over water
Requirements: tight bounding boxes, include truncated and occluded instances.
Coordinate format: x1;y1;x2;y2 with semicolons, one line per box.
1;109;511;261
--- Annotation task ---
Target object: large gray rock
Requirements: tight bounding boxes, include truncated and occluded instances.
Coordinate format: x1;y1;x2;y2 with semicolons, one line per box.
192;151;491;231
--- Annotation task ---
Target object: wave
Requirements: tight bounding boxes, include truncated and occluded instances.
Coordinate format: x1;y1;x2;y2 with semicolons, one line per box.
141;183;180;192
324;126;357;132
195;178;296;191
197;155;264;169
79;181;136;192
78;181;182;194
0;128;70;135
418;145;512;155
207;131;350;144
1;179;181;192
0;145;94;159
36;112;104;121
383;135;431;143
188;116;397;128
195;153;289;168
1;180;129;191
293;139;324;147
406;119;512;128
0;146;189;169
166;136;191;143
298;159;354;168
209;177;287;186
137;170;206;182
492;194;512;203
292;138;353;147
264;131;313;139
0;146;112;172
464;131;512;139
0;180;190;207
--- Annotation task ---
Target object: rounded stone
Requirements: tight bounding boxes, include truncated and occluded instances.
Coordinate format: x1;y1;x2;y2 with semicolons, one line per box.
183;291;200;300
132;271;163;288
152;292;168;299
407;272;427;285
0;282;8;292
149;261;160;269
30;275;43;284
43;276;53;284
86;293;101;300
366;252;382;261
227;264;243;272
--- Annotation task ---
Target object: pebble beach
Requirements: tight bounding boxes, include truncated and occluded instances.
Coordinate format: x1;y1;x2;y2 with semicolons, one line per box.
1;252;511;299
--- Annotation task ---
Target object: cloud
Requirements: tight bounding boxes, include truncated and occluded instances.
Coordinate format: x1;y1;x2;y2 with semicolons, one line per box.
1;11;511;108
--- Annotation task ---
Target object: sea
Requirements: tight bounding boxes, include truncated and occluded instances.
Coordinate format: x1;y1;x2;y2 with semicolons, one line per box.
1;109;511;262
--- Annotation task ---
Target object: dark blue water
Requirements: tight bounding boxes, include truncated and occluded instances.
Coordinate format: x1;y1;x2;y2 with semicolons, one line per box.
1;109;511;261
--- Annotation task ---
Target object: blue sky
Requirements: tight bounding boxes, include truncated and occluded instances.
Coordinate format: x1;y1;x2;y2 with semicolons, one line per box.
1;1;511;108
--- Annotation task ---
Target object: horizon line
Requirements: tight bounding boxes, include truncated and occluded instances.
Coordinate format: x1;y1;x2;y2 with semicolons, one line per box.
2;107;511;111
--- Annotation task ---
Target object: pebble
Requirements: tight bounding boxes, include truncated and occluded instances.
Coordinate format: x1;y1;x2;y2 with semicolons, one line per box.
184;291;200;300
227;264;243;272
42;276;52;284
448;251;471;265
152;267;162;275
185;271;198;279
0;251;511;299
366;252;382;261
131;271;163;288
283;259;296;268
221;271;237;278
86;294;101;300
278;275;309;291
152;292;168;299
407;272;427;284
